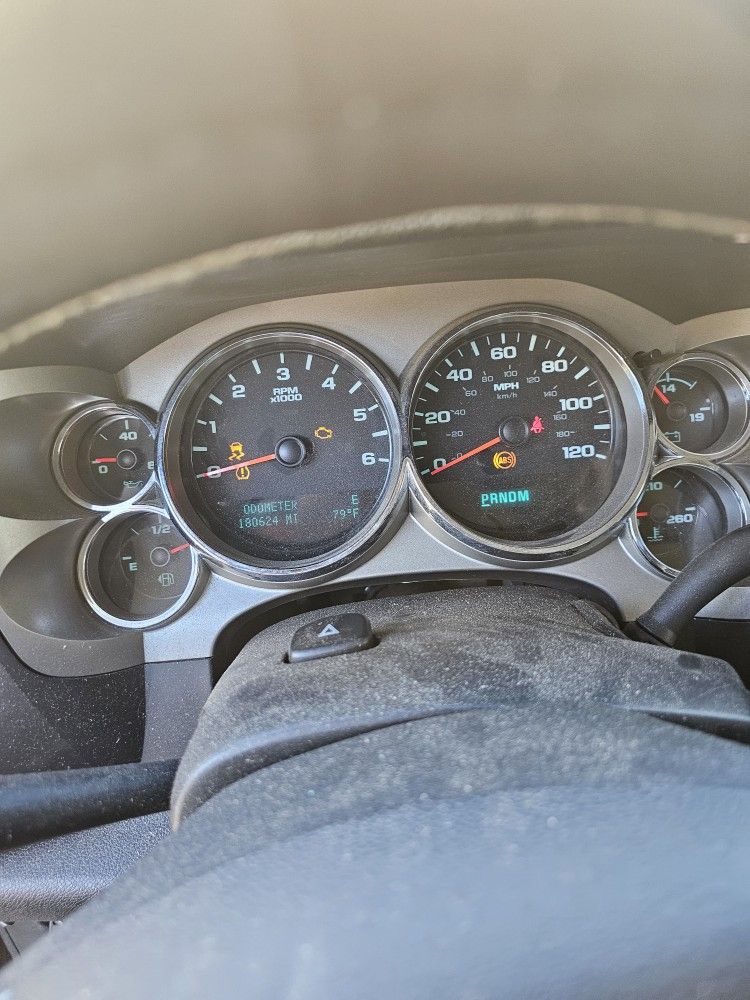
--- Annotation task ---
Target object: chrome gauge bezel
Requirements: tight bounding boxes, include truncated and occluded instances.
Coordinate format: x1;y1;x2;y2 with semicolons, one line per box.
651;353;750;461
77;505;202;629
401;306;655;563
156;326;406;586
629;458;750;579
53;401;157;511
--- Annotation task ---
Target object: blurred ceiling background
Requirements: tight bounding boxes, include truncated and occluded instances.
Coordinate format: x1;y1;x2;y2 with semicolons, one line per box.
1;0;749;328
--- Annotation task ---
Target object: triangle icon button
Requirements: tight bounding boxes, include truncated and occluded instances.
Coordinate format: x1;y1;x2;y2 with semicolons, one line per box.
317;623;340;638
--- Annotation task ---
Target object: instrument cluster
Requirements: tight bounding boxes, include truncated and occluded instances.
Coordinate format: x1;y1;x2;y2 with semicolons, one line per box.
47;304;750;630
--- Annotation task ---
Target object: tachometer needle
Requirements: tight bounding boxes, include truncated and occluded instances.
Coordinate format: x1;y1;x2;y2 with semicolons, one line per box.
653;386;670;406
195;452;276;479
430;435;502;476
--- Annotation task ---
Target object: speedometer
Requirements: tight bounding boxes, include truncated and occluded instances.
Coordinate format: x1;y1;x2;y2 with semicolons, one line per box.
158;327;403;582
404;307;653;559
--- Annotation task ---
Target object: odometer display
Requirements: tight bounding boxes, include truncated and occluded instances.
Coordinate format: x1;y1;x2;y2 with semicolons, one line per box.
159;330;401;577
407;310;640;552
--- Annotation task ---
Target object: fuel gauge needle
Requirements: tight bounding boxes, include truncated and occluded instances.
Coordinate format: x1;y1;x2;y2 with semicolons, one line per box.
653;386;670;405
430;435;502;476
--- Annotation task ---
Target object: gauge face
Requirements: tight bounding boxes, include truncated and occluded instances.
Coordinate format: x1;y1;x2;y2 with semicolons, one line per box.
80;413;155;504
652;356;750;457
55;404;155;509
407;313;632;548
80;509;199;626
159;330;401;576
634;465;745;573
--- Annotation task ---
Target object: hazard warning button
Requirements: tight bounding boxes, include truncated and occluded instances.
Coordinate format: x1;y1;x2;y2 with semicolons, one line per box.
288;612;377;663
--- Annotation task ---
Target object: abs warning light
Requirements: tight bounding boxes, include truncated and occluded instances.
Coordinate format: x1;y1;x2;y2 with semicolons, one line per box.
492;450;517;470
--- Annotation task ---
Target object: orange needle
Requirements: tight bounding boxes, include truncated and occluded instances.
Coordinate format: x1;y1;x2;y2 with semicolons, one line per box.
653;385;670;405
195;452;276;479
430;435;502;476
169;543;190;554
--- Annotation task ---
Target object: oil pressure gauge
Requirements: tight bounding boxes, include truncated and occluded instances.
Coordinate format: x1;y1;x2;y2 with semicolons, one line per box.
54;402;156;509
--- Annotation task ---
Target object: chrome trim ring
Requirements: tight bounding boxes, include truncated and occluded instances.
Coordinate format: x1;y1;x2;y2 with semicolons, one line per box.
53;401;156;511
651;353;750;461
629;458;750;578
156;325;406;586
77;505;202;629
402;305;655;563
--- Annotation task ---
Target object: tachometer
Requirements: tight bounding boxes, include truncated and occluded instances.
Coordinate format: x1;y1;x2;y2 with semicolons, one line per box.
158;328;403;582
404;308;652;559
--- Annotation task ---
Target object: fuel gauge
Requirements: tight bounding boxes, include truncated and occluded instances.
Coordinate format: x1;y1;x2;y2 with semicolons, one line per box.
79;507;201;627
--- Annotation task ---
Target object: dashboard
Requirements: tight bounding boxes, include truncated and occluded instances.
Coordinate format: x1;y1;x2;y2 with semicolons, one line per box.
2;277;750;678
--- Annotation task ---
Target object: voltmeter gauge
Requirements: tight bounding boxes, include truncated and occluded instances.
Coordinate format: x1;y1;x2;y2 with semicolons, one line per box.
632;461;748;576
652;355;750;459
54;402;156;509
78;507;201;628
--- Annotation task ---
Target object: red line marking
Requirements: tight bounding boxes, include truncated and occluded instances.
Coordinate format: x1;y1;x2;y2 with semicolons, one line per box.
430;436;502;476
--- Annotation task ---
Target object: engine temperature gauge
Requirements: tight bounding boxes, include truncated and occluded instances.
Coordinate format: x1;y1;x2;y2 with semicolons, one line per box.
79;507;201;627
632;462;748;575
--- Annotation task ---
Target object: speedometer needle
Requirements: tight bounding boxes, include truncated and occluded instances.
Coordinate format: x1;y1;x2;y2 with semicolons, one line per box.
195;452;277;479
430;435;502;476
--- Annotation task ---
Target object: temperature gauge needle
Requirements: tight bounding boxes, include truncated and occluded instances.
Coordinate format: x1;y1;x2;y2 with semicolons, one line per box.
430;435;502;476
653;386;670;406
195;452;276;479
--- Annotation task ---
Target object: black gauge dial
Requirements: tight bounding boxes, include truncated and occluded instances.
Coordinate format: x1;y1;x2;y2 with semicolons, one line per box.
80;509;199;627
80;413;155;504
408;315;630;547
652;357;750;457
55;404;155;509
634;465;746;573
160;331;401;574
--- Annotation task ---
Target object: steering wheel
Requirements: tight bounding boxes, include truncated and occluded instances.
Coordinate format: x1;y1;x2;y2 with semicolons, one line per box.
2;582;750;999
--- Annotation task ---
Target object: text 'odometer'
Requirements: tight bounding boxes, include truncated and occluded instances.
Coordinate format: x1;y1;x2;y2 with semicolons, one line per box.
408;312;629;548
